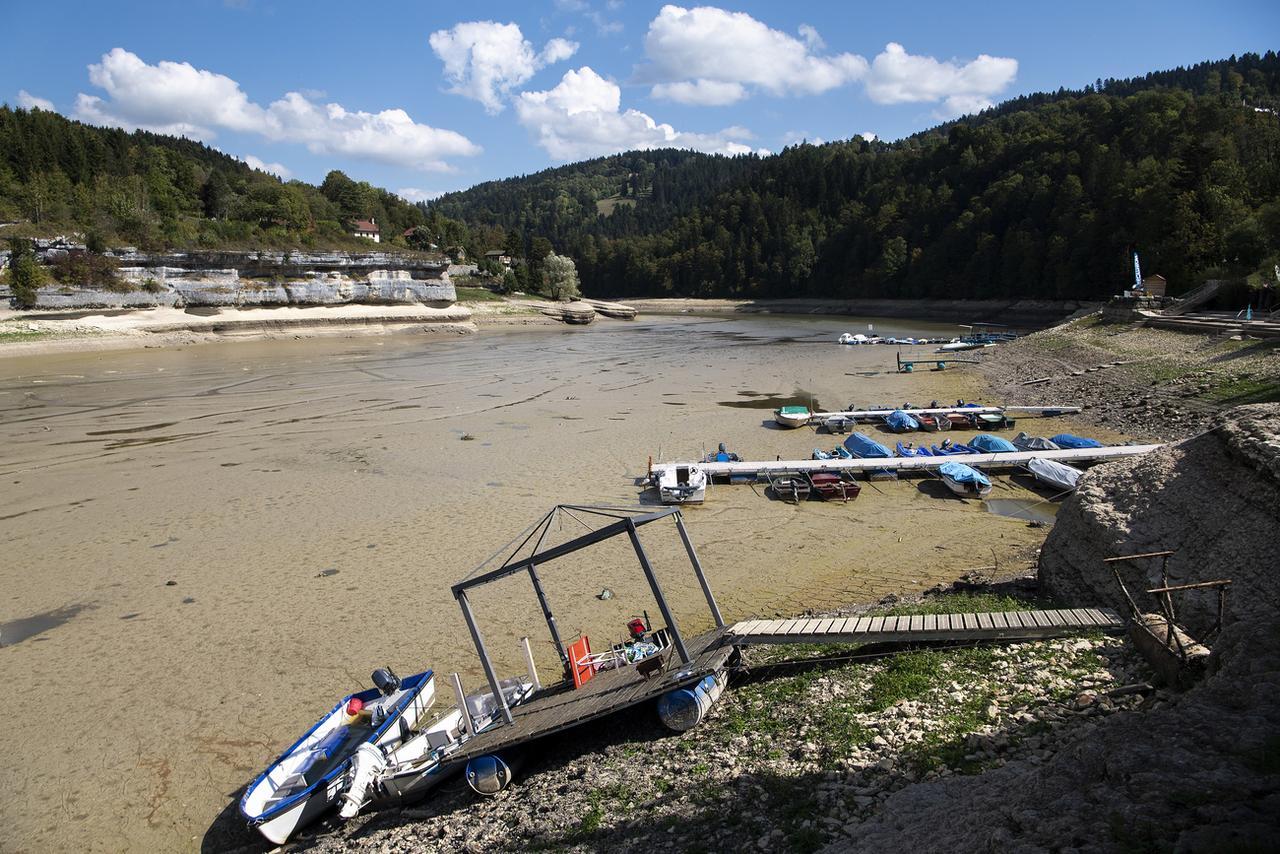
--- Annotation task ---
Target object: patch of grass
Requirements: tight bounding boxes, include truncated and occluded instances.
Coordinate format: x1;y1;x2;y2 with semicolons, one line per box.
876;592;1042;616
454;286;506;302
1210;376;1280;405
865;650;945;710
0;328;52;343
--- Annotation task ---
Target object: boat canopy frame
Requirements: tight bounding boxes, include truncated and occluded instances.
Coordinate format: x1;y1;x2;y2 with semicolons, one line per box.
450;505;724;726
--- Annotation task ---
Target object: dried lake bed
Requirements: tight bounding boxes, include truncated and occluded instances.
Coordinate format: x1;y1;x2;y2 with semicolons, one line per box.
0;313;1112;851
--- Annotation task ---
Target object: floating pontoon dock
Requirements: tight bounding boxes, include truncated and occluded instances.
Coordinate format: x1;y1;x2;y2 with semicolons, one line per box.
804;404;1083;424
651;444;1162;480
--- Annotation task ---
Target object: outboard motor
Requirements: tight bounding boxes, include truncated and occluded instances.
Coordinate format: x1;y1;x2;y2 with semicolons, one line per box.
371;667;401;696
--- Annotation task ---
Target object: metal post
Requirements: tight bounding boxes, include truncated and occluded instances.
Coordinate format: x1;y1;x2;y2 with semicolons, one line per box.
674;511;724;628
527;564;568;669
520;636;542;692
451;672;474;737
626;519;691;665
456;589;513;725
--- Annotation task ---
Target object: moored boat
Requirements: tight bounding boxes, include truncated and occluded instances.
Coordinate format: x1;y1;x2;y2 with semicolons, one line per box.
823;414;853;434
768;472;812;503
240;669;437;845
774;406;811;429
1011;432;1061;451
885;410;920;432
975;411;1015;430
968;434;1018;453
1027;458;1083;492
937;462;993;497
844;433;893;459
894;442;932;457
931;440;980;455
917;414;952;432
942;411;977;429
655;463;707;504
807;471;861;502
1050;434;1104;449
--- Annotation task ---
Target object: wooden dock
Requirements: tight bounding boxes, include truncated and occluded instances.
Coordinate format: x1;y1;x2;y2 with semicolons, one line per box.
652;444;1161;479
439;627;738;768
728;607;1124;645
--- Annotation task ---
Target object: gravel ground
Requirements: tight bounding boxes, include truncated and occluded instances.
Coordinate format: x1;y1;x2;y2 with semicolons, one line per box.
980;313;1280;442
285;585;1154;854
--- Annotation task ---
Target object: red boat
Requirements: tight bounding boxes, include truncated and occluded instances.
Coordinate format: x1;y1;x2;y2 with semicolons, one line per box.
917;414;953;432
943;411;976;428
807;471;862;502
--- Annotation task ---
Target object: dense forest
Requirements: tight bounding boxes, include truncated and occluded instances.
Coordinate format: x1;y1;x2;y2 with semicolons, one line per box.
0;107;455;253
434;52;1280;300
4;52;1280;302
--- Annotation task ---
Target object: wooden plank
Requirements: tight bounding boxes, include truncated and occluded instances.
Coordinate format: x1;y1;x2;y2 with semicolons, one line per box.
961;613;979;631
791;618;820;635
1028;611;1051;628
909;615;924;633
815;618;835;634
977;612;994;630
852;617;874;634
923;614;937;632
776;619;802;635
1060;609;1086;627
733;620;763;635
756;619;787;635
835;617;860;635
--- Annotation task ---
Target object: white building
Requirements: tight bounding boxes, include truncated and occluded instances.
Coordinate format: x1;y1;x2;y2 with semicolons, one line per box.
351;218;381;243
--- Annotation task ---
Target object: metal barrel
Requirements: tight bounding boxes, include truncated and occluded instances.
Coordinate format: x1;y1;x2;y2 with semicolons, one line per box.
465;753;518;796
656;672;727;732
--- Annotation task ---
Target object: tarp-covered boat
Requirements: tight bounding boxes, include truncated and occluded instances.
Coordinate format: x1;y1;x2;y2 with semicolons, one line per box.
1028;458;1083;492
240;669;436;844
938;462;993;497
1011;432;1061;451
844;433;893;459
885;410;919;432
1050;434;1104;449
969;434;1018;453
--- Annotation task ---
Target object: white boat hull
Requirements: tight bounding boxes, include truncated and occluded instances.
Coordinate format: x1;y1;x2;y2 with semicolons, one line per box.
940;473;993;498
774;410;811;428
655;464;707;504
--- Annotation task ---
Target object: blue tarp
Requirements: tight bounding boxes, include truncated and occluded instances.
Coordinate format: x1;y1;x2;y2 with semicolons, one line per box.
885;410;919;432
1050;434;1103;449
969;434;1018;453
844;432;892;458
895;442;932;457
939;462;991;487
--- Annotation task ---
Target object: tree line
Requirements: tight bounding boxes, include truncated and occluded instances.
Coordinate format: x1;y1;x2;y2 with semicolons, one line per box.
433;52;1280;301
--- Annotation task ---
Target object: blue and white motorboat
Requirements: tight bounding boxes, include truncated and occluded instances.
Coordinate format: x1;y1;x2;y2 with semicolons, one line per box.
895;442;932;458
931;440;980;456
938;462;993;497
240;669;436;844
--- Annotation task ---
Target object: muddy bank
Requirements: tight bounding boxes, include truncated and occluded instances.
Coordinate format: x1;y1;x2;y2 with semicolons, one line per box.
618;297;1098;327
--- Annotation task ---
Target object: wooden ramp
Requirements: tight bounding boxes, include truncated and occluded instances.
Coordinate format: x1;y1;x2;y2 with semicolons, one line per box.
729;608;1124;645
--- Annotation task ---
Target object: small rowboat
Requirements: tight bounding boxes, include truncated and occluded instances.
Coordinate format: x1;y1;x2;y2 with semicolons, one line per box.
931;440;980;455
917;414;952;432
807;471;861;502
823;414;853;434
938;462;993;497
774;406;811;429
942;411;977;428
768;473;811;503
895;442;932;457
975;412;1015;430
240;669;436;844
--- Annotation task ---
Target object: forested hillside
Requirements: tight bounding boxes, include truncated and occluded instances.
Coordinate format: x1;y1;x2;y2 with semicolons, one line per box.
436;52;1280;300
0;107;432;251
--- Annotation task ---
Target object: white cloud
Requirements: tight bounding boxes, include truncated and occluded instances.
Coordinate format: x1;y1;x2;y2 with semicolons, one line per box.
16;90;54;111
515;66;765;161
395;187;443;203
864;42;1017;117
782;130;825;147
72;48;479;172
429;21;578;114
860;131;877;142
643;6;867;105
649;79;746;107
242;154;292;178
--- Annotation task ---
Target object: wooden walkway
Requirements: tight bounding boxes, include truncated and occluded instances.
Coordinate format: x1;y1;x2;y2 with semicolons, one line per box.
728;607;1124;645
439;627;737;768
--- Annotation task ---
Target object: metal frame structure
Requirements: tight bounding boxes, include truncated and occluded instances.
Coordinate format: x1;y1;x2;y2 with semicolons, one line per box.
450;505;724;726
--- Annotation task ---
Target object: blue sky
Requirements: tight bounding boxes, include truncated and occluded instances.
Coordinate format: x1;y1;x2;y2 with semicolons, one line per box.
4;1;1277;200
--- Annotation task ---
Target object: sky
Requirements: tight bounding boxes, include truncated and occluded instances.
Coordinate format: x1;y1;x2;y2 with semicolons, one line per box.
4;1;1277;201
